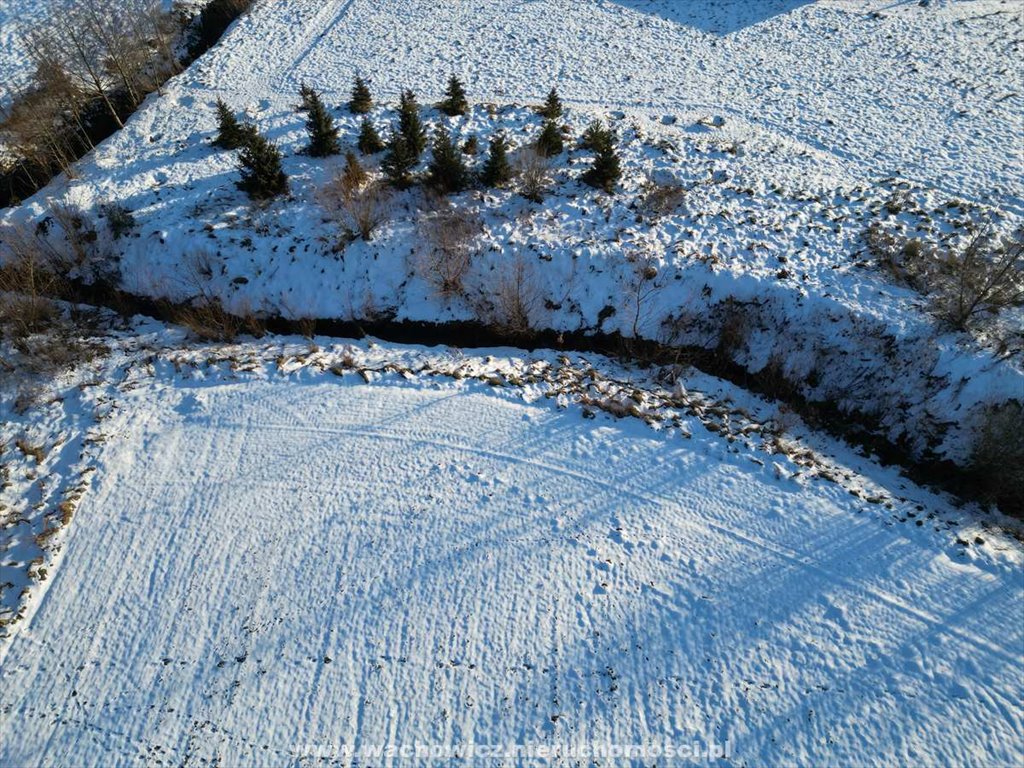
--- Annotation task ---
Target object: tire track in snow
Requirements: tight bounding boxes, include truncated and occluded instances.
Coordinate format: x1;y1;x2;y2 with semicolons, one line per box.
238;417;1023;667
267;0;360;95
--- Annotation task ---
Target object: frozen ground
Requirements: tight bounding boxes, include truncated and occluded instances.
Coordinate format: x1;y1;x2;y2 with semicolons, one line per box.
2;0;1021;466
0;335;1021;766
194;0;1023;204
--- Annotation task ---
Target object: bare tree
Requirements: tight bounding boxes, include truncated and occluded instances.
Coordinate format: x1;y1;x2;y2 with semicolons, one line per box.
625;249;662;339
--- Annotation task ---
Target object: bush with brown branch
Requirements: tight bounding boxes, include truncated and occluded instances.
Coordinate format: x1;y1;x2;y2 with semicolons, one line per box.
487;256;541;336
318;160;391;245
415;202;482;296
865;223;1024;332
515;148;551;204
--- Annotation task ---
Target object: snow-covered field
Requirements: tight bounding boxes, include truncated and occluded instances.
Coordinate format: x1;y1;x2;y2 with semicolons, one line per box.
1;333;1021;766
186;0;1023;205
1;2;1023;764
2;0;1021;463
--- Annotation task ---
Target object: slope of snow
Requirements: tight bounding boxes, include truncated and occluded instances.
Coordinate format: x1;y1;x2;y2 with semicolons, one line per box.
0;339;1021;766
2;0;1021;467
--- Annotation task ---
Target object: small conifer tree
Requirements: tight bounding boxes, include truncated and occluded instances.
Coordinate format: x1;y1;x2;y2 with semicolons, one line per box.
582;124;621;192
349;75;373;114
481;132;512;188
298;82;316;112
398;89;428;158
539;87;563;119
381;130;418;189
535;119;564;157
357;118;386;154
440;74;469;116
305;88;341;157
237;132;289;200
214;99;253;150
426;126;469;194
580;120;614;152
462;135;479;155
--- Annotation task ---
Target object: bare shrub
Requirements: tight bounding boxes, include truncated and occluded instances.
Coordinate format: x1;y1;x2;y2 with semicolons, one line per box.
515;148;551;203
931;229;1024;331
0;224;105;375
47;203;99;266
167;251;264;341
0;225;67;339
171;298;242;342
415;202;482;297
641;179;688;219
864;221;935;291
99;202;136;239
715;298;752;359
489;257;541;336
970;401;1024;515
318;167;391;244
170;295;264;342
864;223;1024;332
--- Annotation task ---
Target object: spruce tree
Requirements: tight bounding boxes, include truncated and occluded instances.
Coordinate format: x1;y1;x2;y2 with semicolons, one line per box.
397;89;428;158
582;125;621;193
381;131;418;189
214;99;253;150
462;135;479;156
237;132;289;200
349;75;373;114
305;88;341;157
357;117;385;154
535;119;564;157
580;120;614;152
539;87;563;119
298;82;316;112
481;132;512;188
426;126;468;194
439;74;469;117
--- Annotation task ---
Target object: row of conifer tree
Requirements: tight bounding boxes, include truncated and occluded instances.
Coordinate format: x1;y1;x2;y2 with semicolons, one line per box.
213;76;620;200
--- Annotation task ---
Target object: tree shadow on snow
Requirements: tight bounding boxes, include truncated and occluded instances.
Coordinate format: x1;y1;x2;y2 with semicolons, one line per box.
608;0;814;35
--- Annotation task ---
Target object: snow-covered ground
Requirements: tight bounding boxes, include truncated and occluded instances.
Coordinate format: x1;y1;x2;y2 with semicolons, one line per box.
1;332;1021;766
1;4;1022;762
2;0;1021;465
192;0;1024;206
0;0;60;109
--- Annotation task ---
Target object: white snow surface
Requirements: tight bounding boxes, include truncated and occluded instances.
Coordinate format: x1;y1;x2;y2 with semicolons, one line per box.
189;0;1023;205
1;0;1022;463
1;337;1022;766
